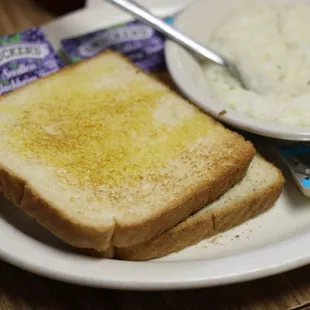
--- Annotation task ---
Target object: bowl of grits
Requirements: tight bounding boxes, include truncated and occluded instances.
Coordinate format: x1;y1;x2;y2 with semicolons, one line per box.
165;0;310;140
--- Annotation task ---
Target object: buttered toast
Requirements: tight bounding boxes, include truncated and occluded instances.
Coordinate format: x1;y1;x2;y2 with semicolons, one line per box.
0;51;254;252
106;155;284;260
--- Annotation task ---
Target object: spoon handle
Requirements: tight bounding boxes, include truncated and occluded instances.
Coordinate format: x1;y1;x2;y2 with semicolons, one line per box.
104;0;227;66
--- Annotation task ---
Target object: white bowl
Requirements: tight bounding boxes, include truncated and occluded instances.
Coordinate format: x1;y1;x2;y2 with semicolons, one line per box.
165;0;310;141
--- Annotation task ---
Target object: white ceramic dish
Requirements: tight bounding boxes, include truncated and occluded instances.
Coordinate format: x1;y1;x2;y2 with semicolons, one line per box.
165;0;310;141
1;0;310;291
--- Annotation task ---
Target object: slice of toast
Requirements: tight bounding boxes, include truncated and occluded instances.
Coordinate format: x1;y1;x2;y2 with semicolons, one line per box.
0;51;255;252
107;155;284;260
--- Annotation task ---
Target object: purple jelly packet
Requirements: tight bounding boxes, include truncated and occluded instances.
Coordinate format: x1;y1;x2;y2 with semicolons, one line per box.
61;17;174;72
0;27;63;95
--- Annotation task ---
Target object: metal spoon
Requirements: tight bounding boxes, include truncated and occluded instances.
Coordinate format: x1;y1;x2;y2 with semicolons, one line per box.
104;0;245;87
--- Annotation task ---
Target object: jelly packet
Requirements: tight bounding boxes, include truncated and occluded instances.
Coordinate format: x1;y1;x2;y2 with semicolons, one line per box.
61;17;174;72
0;27;63;95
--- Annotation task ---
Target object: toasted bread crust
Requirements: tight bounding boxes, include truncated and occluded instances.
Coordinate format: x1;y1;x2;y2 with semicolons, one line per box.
113;140;254;247
0;50;255;252
113;160;284;261
0;138;254;252
0;165;114;250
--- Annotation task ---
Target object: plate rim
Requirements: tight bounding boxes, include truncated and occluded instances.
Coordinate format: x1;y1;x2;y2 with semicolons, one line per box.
1;222;310;290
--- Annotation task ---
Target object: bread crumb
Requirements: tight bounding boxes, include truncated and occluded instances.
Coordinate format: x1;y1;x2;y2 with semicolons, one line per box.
210;235;222;244
218;109;227;116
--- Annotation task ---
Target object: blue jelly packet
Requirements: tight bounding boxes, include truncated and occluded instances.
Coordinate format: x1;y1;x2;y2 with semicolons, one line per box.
0;27;63;95
61;17;174;72
277;143;310;197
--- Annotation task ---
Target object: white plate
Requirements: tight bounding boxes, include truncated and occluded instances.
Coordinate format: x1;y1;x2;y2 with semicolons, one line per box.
165;0;310;141
1;0;310;291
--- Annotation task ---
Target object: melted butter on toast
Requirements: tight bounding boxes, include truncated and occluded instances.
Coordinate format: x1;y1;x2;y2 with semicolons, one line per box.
1;59;215;191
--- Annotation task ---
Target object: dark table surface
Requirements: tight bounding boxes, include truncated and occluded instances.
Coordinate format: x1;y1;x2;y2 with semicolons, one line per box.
1;1;310;309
